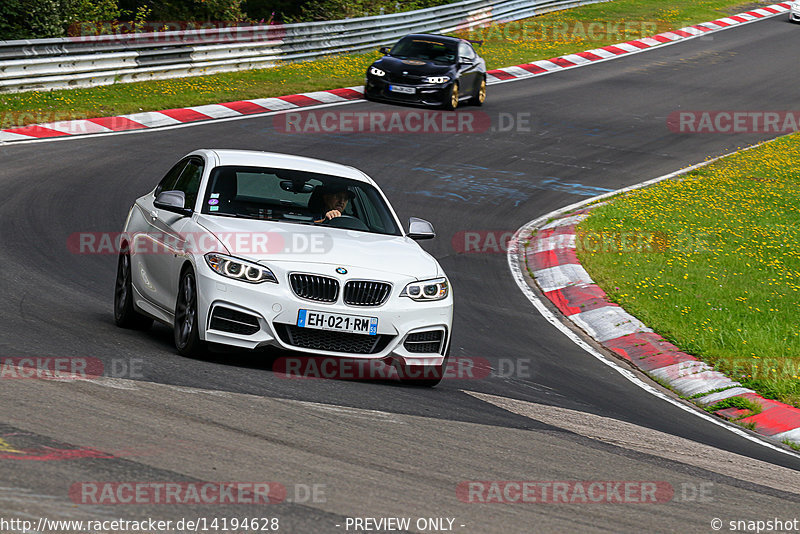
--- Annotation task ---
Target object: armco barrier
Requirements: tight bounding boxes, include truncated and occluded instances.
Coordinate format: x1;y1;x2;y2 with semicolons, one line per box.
0;0;609;93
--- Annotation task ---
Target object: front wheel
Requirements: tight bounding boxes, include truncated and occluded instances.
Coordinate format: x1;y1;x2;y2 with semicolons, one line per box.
114;250;153;330
174;268;206;356
442;83;459;111
397;347;450;387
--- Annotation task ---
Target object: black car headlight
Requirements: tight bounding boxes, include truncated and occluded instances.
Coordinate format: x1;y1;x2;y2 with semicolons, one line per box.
424;76;450;84
205;253;277;284
401;278;449;301
369;66;386;77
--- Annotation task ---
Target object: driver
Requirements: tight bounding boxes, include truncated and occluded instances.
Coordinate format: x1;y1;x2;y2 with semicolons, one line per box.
315;185;355;222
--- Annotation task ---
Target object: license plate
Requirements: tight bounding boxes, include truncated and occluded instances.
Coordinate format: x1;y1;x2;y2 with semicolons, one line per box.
297;309;378;336
389;85;415;94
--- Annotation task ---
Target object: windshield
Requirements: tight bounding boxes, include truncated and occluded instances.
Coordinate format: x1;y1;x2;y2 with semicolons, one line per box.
389;38;457;64
201;166;402;236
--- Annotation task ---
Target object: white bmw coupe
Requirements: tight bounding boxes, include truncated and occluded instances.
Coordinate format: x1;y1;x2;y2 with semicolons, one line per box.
114;150;453;385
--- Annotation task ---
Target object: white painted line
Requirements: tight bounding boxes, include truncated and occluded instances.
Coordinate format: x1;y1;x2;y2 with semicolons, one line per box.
560;54;592;65
695;387;757;406
772;428;800;443
529;60;561;71
500;65;535;78
0;131;38;142
637;37;662;47
666;375;740;398
188;104;243;119
247;97;299;110
533;264;592;293
540;213;588;230
583;48;617;59
678;27;705;36
532;234;576;253
39;120;112;135
612;42;643;53
570;306;653;342
120;112;182;128
302;90;349;103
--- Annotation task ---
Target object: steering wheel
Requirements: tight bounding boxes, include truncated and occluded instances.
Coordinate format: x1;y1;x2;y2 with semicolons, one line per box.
321;215;370;231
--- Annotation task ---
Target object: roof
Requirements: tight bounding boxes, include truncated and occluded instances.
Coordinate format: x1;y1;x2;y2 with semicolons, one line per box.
200;149;371;183
400;33;463;45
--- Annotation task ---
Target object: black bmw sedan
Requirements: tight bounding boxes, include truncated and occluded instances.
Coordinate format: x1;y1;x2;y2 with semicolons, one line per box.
364;34;486;110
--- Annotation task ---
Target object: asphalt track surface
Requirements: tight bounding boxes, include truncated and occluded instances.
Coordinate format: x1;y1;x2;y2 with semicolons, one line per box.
1;13;800;534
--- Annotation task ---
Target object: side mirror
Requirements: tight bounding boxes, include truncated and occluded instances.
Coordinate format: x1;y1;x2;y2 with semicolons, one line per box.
407;217;435;240
379;46;390;55
154;190;191;216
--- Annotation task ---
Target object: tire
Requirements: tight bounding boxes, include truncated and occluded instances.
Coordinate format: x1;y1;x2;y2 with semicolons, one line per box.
113;249;153;330
442;82;459;111
397;346;450;387
174;268;206;357
471;77;486;106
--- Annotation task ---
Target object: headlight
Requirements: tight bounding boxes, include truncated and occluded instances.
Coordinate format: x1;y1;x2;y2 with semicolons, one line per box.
401;277;449;301
369;66;386;77
204;253;277;284
424;76;450;84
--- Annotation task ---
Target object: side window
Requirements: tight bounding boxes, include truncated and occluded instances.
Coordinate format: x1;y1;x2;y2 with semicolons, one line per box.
155;159;188;196
458;43;473;62
173;158;204;210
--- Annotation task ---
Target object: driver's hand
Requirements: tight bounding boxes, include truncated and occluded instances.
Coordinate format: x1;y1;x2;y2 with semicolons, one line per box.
325;210;342;220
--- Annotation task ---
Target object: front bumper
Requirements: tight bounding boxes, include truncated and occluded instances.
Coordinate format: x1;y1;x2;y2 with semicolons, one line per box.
365;76;451;107
194;260;453;367
791;7;800;21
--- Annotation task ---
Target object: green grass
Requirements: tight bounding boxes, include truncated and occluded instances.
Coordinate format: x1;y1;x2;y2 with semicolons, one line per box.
577;133;800;408
0;0;757;128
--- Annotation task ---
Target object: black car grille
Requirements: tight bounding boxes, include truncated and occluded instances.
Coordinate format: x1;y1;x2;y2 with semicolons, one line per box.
209;307;260;335
387;73;425;84
404;330;445;354
343;281;391;306
276;324;392;354
290;274;339;303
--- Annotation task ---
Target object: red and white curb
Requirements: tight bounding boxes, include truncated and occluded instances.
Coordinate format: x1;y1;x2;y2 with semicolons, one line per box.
0;87;365;143
486;2;791;84
522;205;800;450
0;3;790;144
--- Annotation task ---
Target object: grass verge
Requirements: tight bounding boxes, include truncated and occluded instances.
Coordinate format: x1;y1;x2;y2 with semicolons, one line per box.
577;133;800;408
1;0;761;128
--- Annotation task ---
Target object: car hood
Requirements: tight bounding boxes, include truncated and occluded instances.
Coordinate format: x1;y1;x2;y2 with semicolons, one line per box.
374;55;454;77
195;215;440;278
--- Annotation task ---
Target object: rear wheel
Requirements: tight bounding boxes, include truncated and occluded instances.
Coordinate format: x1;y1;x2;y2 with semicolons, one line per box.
174;268;206;356
113;249;153;330
472;77;486;106
443;83;459;111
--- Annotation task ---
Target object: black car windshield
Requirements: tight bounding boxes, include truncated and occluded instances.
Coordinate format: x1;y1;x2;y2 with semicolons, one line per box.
389;38;457;64
201;166;402;236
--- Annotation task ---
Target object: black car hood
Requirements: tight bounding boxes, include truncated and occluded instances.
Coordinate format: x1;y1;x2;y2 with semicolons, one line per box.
373;55;454;76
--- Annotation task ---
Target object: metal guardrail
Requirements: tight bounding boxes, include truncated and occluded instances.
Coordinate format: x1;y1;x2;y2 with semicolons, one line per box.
0;0;609;93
